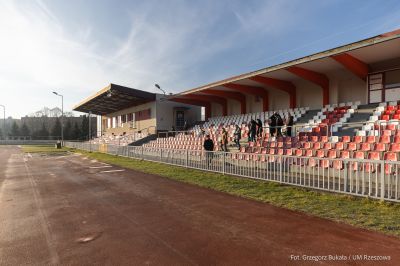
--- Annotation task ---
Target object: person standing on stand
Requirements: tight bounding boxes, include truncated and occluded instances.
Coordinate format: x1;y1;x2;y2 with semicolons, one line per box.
203;134;214;167
250;120;257;142
256;119;263;139
286;115;294;137
221;127;228;152
234;124;241;149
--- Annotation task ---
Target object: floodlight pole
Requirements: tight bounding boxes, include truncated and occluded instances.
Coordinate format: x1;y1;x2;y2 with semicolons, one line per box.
53;92;64;145
0;104;5;138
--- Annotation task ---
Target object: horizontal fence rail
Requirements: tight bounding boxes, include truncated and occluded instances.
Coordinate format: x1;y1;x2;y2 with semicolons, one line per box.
65;141;400;202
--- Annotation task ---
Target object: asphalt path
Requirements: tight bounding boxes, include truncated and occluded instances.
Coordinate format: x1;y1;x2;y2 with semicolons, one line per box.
0;146;399;265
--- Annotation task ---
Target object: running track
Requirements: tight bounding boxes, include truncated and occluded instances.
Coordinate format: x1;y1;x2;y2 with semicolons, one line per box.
0;146;399;265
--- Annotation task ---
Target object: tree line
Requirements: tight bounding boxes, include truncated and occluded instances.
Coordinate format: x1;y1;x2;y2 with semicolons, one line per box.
2;115;95;140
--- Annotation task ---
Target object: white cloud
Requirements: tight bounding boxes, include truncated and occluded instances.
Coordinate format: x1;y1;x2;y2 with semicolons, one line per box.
0;0;302;118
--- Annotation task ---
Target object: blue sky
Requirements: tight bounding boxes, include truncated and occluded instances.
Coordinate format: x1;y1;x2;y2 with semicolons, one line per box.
1;0;400;118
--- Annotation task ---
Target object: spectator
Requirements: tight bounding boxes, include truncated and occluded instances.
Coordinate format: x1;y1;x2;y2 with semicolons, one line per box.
203;134;214;166
250;120;257;142
286;115;294;137
256;119;263;138
171;126;176;137
269;114;276;137
276;113;284;137
233;125;241;149
221;127;228;152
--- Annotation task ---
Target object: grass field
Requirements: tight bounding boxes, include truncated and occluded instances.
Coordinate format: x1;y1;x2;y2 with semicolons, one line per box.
22;145;400;237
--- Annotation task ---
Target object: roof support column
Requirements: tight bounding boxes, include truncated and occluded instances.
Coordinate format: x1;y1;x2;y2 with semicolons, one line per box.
286;66;329;106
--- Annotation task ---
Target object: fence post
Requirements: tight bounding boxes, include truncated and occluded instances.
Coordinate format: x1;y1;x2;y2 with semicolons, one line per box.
279;155;282;183
185;150;188;168
343;160;348;192
381;161;385;200
160;148;163;162
141;146;144;159
222;152;226;175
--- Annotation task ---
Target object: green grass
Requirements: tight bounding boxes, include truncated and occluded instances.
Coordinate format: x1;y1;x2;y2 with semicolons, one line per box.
21;145;70;154
22;145;400;237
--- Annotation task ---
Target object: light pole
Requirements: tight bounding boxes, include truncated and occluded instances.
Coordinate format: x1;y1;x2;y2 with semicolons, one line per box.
0;104;5;138
155;84;166;95
52;91;64;145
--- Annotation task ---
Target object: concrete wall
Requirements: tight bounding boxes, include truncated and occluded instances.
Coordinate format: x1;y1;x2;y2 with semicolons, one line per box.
268;89;289;111
227;99;241;115
155;97;201;131
103;101;157;135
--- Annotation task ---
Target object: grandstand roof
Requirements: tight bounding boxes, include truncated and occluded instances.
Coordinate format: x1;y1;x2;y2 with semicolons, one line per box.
170;28;400;105
73;83;156;115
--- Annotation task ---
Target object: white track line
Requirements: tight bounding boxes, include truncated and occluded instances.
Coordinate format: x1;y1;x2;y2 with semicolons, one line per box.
89;165;112;169
99;169;125;173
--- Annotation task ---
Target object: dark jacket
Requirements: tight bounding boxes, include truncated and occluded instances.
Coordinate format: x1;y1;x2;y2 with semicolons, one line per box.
203;139;214;151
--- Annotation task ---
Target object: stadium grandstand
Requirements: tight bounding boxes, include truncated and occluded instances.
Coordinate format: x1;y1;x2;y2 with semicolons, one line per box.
70;28;400;201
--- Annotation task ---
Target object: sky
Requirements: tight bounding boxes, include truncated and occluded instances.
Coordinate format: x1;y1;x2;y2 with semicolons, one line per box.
0;0;400;118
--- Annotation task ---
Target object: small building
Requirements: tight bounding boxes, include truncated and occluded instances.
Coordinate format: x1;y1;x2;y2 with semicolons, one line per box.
73;83;201;136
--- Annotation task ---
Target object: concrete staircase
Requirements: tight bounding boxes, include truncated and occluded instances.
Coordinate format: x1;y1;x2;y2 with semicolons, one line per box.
334;103;379;137
128;134;158;146
295;109;320;125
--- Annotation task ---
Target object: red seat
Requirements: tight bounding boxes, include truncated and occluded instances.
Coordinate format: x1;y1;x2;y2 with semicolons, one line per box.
366;136;376;143
341;136;351;143
312;142;322;150
323;142;333;150
393;114;400;120
379;135;390;144
320;136;328;142
261;148;268;154
335;142;345;151
353;136;363;143
295;149;303;156
385;124;396;131
310;136;319;142
352;151;365;171
284;149;293;156
381;114;390;121
302;142;311;149
373;143;386;152
384;152;398;174
365;152;381;173
315;150;329;168
394;136;400;143
346;142;357;151
306;149;317;167
333;150;350;169
360;143;371;151
389;143;400;152
382;130;392;136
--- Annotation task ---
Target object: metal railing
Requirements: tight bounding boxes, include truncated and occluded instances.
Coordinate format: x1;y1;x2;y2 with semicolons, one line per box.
65;141;400;202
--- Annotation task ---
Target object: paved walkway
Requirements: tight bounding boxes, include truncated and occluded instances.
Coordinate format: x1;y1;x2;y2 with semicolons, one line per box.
0;146;399;265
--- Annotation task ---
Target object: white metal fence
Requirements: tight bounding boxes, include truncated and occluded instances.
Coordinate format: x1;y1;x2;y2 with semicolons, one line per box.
65;141;400;202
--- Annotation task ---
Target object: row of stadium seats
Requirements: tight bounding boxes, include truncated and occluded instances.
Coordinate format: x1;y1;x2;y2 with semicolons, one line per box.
298;101;360;135
357;101;400;136
92;131;148;146
193;107;309;135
